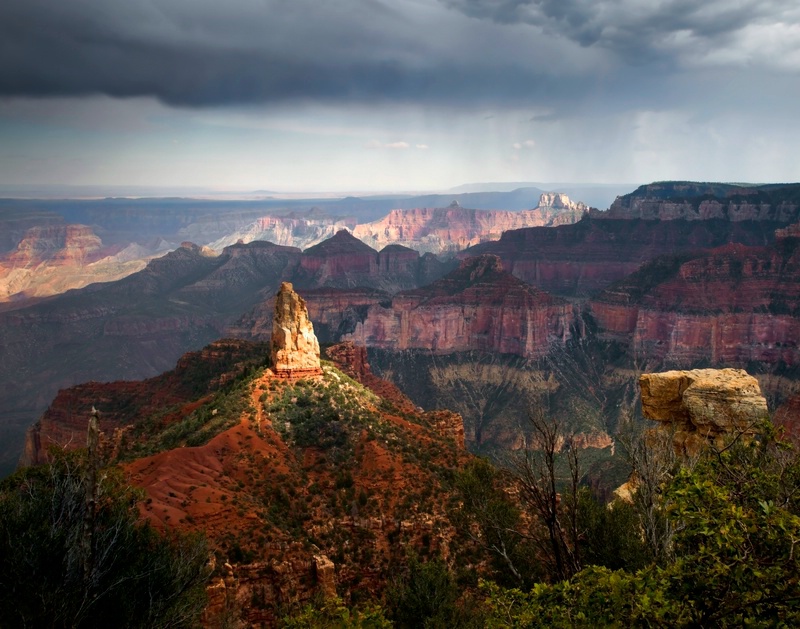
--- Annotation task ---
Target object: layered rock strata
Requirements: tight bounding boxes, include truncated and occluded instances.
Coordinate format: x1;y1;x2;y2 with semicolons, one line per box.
352;193;586;254
640;368;769;454
294;230;448;292
590;231;800;368
597;182;800;222
206;215;354;251
0;224;132;302
271;282;322;378
464;216;783;297
343;254;571;358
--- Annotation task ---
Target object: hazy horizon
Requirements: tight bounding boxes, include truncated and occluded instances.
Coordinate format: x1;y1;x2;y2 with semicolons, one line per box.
0;180;645;200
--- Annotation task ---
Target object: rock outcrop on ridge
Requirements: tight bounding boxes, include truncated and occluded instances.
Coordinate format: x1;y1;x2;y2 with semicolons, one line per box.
640;368;769;454
270;282;322;378
21;336;473;626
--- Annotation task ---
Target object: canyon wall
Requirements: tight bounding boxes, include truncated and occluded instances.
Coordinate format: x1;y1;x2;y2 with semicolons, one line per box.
294;229;454;293
206;215;354;251
465;216;786;296
590;234;800;369
343;255;571;357
353;193;586;254
0;232;452;475
7;211;800;476
0;224;170;302
597;181;800;222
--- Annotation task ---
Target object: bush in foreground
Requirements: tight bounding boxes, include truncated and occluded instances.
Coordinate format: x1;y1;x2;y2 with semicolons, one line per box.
0;451;210;628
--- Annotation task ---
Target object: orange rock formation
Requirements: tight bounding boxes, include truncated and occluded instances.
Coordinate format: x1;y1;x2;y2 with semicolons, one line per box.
270;282;322;378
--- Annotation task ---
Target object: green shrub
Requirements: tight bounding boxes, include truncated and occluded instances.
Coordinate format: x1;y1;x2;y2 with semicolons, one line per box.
483;427;800;627
0;452;210;628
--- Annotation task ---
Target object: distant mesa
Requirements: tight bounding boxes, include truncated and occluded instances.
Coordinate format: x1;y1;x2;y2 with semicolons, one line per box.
270;282;322;379
597;181;800;222
352;192;586;255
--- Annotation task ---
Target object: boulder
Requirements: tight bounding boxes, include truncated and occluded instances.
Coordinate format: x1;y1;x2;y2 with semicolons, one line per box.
639;368;768;454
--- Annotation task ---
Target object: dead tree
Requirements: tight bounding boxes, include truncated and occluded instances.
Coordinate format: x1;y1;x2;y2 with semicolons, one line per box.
512;408;582;581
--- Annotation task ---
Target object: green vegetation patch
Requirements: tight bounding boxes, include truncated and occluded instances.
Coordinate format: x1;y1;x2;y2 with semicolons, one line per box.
266;364;380;460
123;369;257;459
0;451;209;628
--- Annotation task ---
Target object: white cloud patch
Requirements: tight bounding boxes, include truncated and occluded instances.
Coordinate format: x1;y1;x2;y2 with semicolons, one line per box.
512;139;536;149
366;140;430;150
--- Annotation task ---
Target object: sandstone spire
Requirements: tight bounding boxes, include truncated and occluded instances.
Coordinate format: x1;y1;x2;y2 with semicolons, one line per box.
271;282;322;378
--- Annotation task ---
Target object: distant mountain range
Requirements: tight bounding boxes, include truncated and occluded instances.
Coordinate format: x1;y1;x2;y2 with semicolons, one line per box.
0;191;588;305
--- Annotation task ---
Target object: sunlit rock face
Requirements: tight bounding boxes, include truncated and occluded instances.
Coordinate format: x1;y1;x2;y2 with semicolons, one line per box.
640;368;768;455
271;282;322;378
352;193;586;255
343;254;572;358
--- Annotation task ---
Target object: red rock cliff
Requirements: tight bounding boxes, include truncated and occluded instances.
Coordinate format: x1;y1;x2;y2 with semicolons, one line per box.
466;216;785;296
344;255;572;358
590;233;800;367
21;340;267;466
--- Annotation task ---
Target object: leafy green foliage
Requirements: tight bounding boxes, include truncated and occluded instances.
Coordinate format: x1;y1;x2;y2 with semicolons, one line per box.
176;341;270;397
0;452;210;628
662;433;800;626
452;459;538;586
267;369;380;460
482;427;800;627
280;596;391;628
576;489;649;572
387;555;486;629
126;375;254;459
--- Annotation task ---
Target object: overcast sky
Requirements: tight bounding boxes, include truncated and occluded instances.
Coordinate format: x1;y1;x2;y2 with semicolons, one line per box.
1;0;799;193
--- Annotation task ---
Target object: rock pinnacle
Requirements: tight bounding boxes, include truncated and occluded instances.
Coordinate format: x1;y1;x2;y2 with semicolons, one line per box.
271;282;322;378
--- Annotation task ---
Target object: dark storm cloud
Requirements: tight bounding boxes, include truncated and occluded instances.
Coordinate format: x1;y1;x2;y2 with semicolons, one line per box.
443;0;793;58
0;0;591;108
0;0;796;109
0;0;703;112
